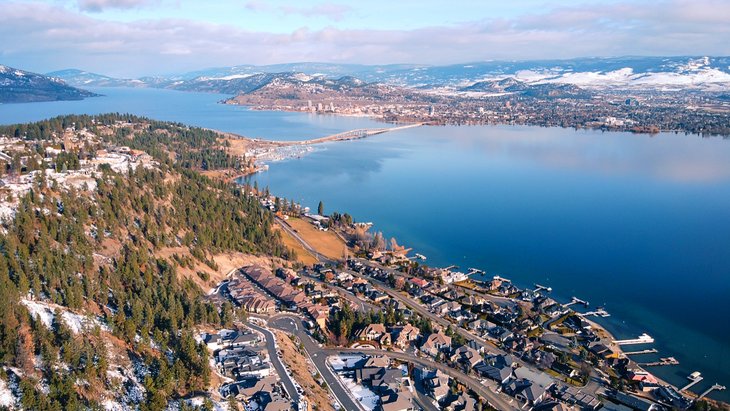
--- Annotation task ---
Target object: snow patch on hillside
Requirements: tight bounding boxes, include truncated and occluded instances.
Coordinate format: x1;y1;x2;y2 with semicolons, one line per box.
0;377;15;408
478;66;730;90
21;298;108;333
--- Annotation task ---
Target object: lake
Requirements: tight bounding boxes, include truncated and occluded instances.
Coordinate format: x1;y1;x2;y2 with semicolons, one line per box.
1;88;728;401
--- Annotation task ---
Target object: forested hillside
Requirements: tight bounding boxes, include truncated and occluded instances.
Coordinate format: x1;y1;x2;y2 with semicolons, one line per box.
0;114;291;410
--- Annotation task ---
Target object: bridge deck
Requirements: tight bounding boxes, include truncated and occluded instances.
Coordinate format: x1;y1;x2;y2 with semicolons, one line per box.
271;122;424;146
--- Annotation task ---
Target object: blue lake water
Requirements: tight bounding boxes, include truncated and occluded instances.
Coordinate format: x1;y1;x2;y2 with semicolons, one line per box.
1;88;729;401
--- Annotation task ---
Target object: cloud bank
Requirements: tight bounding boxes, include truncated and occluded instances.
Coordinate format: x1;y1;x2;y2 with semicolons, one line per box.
0;0;728;77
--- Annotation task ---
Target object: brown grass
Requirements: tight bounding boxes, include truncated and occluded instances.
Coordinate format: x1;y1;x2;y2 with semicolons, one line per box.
274;330;335;411
286;217;348;261
155;247;278;290
274;225;319;266
223;137;251;156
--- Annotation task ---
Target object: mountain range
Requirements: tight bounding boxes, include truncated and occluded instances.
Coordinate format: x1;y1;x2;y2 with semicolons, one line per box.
49;56;730;93
2;56;728;105
0;65;98;103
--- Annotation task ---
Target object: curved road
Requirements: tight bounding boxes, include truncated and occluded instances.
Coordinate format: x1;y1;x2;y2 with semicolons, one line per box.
266;315;363;411
245;320;301;404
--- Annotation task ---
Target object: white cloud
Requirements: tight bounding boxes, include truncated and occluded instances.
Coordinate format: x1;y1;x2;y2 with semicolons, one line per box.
0;0;728;76
77;0;158;12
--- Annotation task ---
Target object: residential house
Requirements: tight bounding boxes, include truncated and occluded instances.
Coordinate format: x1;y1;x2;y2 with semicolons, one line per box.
392;324;420;349
451;345;482;369
421;368;450;401
356;323;388;341
420;331;452;357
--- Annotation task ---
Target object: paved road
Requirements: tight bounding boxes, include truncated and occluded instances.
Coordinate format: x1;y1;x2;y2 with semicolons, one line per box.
267;315;363;411
275;217;330;262
245;320;301;404
267;314;519;411
411;373;441;411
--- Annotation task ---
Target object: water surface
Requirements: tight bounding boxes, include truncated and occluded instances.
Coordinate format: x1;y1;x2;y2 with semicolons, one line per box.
245;125;730;400
1;89;728;401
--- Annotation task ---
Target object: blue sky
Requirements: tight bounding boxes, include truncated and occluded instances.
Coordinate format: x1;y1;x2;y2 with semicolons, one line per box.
85;0;604;31
1;0;728;76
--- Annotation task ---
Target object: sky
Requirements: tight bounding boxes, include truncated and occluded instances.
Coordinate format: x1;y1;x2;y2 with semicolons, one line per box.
0;0;728;77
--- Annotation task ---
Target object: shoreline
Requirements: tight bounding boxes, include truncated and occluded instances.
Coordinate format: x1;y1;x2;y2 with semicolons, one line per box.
226;101;730;138
222;122;728;406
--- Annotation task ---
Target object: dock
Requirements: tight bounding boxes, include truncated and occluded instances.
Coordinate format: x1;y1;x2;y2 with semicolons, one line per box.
534;284;552;293
468;268;485;275
622;348;658;356
639;357;678;367
584;308;610;318
564;296;589;308
699;384;726;399
680;372;703;391
613;333;654;345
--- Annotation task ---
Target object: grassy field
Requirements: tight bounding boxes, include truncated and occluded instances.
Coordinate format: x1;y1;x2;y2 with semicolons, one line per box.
275;225;319;265
286;217;348;261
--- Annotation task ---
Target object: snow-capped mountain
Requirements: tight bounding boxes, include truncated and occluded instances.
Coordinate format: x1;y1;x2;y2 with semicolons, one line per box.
0;65;97;103
49;56;730;93
46;69;146;88
461;57;730;91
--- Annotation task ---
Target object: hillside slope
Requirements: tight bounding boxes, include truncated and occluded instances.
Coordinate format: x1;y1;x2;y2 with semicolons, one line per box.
0;114;292;410
0;65;98;103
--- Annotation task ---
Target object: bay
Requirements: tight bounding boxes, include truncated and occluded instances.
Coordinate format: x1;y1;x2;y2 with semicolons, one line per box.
1;88;728;401
245;123;730;401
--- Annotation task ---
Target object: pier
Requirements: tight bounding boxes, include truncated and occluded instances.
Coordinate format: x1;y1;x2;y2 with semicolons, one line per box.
444;265;459;271
613;333;654;345
584;308;610;317
639;357;678;367
564;296;589;308
680;372;703;391
534;284;552;293
468;267;485;275
622;348;658;356
699;384;726;399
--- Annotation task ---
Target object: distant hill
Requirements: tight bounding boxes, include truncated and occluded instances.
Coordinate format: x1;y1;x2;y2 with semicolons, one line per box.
459;78;589;99
46;68;145;88
0;65;98;103
219;72;409;106
460;78;529;93
169;56;730;90
48;56;730;94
